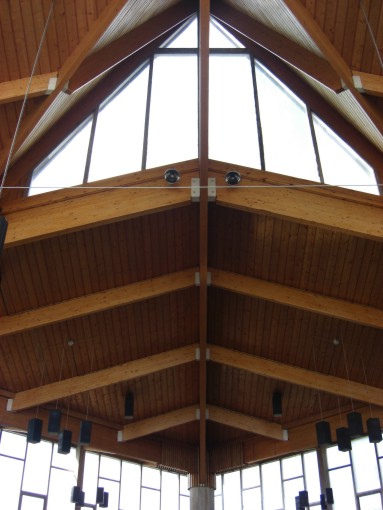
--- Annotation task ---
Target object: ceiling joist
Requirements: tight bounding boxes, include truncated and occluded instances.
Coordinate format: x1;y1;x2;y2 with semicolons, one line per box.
8;344;197;411
0;269;196;337
211;1;342;92
0;73;58;105
211;269;383;329
353;71;383;98
209;345;383;407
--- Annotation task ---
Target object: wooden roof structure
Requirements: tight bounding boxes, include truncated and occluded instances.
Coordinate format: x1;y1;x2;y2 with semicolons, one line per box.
0;0;383;483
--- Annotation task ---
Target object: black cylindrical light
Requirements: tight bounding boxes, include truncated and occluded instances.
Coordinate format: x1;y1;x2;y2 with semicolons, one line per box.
27;418;43;444
71;486;85;505
100;492;109;508
320;494;327;509
367;417;382;443
164;168;180;184
58;429;72;454
48;409;62;435
79;420;92;445
316;421;332;446
124;393;134;419
96;487;105;504
325;488;334;505
272;392;282;417
299;490;309;507
336;427;351;452
346;411;363;438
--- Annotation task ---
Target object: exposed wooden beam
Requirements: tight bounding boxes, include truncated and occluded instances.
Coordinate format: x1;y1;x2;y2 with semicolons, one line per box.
3;170;197;247
211;1;342;92
198;0;210;485
0;269;196;337
209;345;383;407
353;71;383;98
67;2;197;93
211;269;383;330
0;73;58;105
213;170;383;242
0;0;129;173
8;345;197;411
118;405;197;442
208;406;287;441
282;0;383;135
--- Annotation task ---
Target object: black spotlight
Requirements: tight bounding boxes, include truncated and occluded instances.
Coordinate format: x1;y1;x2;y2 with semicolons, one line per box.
124;392;134;419
71;486;85;506
316;421;332;446
320;494;327;509
48;409;62;435
27;418;43;444
100;492;109;508
325;488;334;505
272;392;282;417
79;420;92;445
96;487;105;504
225;171;241;185
58;429;72;454
347;411;363;438
367;417;382;443
336;427;351;452
164;168;180;184
0;216;7;255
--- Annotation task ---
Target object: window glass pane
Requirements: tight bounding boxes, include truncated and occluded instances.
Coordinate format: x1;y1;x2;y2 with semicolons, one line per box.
380;459;383;485
20;495;45;510
146;55;198;168
99;455;121;481
256;62;319;180
261;461;283;510
242;487;262;510
326;445;350;469
47;467;76;510
142;466;161;489
161;471;179;510
223;471;241;510
88;66;149;181
52;443;77;471
180;474;189;495
120;461;141;510
283;477;304;510
83;452;99;504
23;440;52;495
303;451;321;503
0;430;26;459
351;436;380;492
214;494;223;510
282;455;302;479
141;487;160;510
329;466;356;510
0;455;23;509
29;118;92;195
209;54;261;168
98;478;120;510
210;18;244;48
377;441;383;457
165;17;197;48
242;465;260;489
359;493;382;510
215;474;222;495
180;494;190;510
313;114;378;194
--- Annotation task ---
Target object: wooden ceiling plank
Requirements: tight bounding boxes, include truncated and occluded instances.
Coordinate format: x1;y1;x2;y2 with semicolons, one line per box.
8;345;197;411
211;269;383;330
214;177;383;242
0;269;196;337
208;405;287;441
4;174;197;247
0;0;129;173
211;0;343;92
67;1;197;93
0;72;58;105
118;405;197;442
353;70;383;98
282;0;383;133
209;345;383;407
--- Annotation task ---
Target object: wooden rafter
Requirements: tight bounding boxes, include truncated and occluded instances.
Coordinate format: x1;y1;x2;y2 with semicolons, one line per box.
0;269;196;337
211;269;383;329
118;406;198;442
211;1;342;92
0;73;58;105
208;406;287;441
282;0;383;134
0;0;130;174
213;170;383;242
209;345;383;407
8;345;197;411
67;1;198;93
353;71;383;98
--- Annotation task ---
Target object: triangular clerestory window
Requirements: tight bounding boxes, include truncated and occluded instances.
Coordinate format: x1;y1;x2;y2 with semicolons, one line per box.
28;16;379;196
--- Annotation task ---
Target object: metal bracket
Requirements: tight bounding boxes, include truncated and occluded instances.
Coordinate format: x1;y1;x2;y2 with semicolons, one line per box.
191;178;200;202
208;178;216;201
195;347;200;360
6;399;13;412
195;272;211;286
196;408;200;420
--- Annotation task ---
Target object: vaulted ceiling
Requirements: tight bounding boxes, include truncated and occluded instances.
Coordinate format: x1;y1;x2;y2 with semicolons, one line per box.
0;0;382;481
